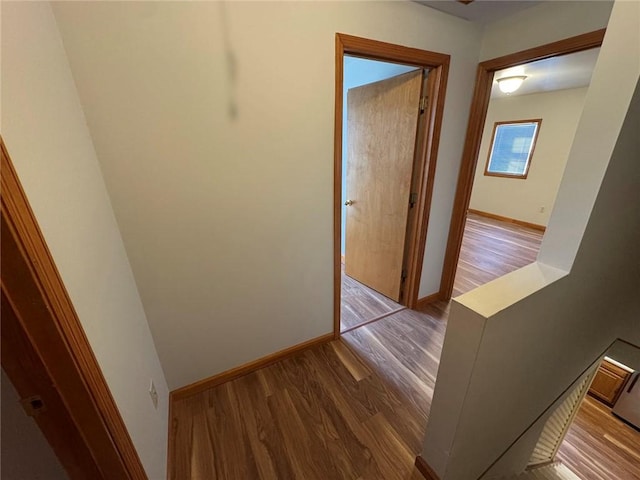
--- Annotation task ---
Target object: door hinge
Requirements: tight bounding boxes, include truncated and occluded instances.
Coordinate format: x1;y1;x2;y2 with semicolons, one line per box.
409;192;418;208
420;96;428;113
401;268;408;283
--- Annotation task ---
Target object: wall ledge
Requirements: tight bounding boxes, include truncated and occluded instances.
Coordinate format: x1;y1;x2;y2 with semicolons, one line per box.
455;261;568;318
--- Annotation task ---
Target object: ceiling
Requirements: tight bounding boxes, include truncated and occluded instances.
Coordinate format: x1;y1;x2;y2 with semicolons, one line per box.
415;1;601;98
417;0;541;23
491;47;600;98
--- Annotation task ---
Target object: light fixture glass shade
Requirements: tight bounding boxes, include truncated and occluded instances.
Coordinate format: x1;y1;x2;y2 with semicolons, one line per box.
497;75;527;94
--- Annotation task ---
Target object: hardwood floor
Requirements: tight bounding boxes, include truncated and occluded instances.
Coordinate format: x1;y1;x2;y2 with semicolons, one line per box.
169;335;440;479
341;265;403;332
453;212;543;297
175;215;640;480
557;395;640;480
340;212;540;332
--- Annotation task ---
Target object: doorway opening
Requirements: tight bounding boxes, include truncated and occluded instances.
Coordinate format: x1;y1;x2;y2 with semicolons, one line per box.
440;29;606;301
333;34;450;337
340;58;423;332
450;46;601;298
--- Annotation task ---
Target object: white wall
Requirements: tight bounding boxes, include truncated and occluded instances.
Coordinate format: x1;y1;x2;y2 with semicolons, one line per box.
342;57;418;255
51;1;484;388
421;1;638;478
480;1;613;61
1;3;169;478
469;87;588;226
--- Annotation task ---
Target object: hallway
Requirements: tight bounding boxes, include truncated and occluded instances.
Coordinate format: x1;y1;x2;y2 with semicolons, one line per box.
171;214;546;478
170;215;639;479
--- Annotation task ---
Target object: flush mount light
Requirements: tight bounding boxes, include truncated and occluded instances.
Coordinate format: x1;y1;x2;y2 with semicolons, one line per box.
496;75;527;94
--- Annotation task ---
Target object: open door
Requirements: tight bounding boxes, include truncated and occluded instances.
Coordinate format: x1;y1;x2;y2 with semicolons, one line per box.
344;69;424;302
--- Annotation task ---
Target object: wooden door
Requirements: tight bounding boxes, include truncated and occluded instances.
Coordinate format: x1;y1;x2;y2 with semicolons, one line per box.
1;289;104;480
344;69;423;301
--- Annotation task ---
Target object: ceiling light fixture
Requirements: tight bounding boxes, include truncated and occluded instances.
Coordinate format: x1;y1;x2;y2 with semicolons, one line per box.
496;75;527;94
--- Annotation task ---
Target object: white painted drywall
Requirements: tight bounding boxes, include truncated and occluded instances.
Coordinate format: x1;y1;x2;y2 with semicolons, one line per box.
51;1;483;388
341;57;418;255
469;87;588;227
1;3;169;478
480;1;613;61
421;1;639;478
539;3;636;272
1;370;69;480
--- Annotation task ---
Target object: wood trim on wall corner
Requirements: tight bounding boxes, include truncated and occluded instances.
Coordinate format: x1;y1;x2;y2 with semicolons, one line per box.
415;455;441;480
468;209;546;232
0;138;148;480
166;387;176;480
334;34;346;340
439;29;605;301
170;333;334;402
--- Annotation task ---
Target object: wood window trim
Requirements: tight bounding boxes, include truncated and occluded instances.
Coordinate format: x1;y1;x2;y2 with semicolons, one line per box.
439;29;606;300
334;33;450;337
483;119;542;180
0;138;148;479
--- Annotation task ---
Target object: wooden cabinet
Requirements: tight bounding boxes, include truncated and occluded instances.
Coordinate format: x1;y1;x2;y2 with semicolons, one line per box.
588;358;632;407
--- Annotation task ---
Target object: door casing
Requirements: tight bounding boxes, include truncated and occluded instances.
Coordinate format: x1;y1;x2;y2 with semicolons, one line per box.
0;138;148;479
439;29;606;300
334;33;450;337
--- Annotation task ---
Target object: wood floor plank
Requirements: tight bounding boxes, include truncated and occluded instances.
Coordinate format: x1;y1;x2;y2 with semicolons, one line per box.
266;388;326;480
341;264;402;331
453;213;543;297
234;373;296;480
331;340;372;382
170;400;194;480
190;410;216;479
205;382;262;479
343;323;435;414
557;395;640;480
283;370;365;478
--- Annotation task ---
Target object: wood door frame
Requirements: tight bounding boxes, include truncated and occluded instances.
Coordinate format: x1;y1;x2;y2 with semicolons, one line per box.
334;34;450;337
0;138;148;479
439;29;606;300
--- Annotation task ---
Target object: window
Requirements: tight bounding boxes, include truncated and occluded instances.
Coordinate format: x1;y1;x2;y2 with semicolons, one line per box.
484;119;541;179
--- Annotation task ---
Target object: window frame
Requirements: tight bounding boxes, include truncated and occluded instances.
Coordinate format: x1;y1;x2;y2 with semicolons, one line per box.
483;119;542;179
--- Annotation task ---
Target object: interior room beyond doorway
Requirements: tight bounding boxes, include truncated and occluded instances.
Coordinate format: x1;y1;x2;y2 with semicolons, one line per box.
340;56;420;333
451;47;600;297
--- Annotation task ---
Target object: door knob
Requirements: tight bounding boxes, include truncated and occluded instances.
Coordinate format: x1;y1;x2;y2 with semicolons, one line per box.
344;200;354;206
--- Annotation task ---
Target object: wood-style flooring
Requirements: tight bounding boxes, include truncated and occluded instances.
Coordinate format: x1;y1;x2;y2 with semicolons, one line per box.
340;265;403;332
340;212;543;333
453;213;543;297
172;215;639;479
170;302;449;480
557;395;640;480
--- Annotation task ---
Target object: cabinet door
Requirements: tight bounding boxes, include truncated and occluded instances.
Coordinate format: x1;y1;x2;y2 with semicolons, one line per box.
588;360;631;406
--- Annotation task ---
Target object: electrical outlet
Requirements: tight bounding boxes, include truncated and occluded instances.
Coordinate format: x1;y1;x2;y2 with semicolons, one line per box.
149;380;158;410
